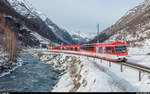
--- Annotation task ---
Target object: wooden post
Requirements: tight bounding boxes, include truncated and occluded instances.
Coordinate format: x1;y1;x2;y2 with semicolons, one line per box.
120;62;123;72
139;70;141;81
109;61;111;67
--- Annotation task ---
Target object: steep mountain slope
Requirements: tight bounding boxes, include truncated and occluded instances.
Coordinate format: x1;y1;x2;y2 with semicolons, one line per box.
45;18;76;45
0;0;77;75
68;31;96;44
4;0;76;47
90;0;150;47
0;0;56;47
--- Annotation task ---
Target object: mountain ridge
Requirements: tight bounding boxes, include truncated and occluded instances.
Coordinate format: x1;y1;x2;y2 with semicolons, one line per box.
90;0;150;47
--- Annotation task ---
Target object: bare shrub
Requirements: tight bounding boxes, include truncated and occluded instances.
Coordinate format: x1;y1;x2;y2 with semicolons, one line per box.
0;13;19;61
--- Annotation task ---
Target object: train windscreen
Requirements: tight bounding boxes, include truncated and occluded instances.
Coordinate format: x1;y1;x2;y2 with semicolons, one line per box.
115;46;127;53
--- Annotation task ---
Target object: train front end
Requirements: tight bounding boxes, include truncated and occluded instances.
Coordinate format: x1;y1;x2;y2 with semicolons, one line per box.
114;43;128;62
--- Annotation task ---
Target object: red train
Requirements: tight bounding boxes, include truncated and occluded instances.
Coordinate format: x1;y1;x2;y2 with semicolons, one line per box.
47;42;128;62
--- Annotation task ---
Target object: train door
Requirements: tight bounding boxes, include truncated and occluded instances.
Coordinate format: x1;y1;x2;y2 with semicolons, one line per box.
105;46;110;60
96;47;99;57
77;47;80;51
96;47;103;58
105;46;114;60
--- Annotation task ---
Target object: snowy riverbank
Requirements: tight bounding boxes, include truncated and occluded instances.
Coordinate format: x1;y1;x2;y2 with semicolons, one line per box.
34;50;150;92
0;46;24;77
0;57;23;78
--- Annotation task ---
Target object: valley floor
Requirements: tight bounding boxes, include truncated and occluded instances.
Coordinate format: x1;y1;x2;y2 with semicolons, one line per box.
1;48;149;92
36;48;150;92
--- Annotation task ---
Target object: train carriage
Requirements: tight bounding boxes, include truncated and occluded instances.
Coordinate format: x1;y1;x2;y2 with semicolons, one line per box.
47;42;128;62
80;44;96;57
94;42;128;61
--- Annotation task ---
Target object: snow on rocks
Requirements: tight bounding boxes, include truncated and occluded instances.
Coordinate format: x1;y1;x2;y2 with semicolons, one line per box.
0;56;23;77
50;54;134;92
30;31;50;45
51;54;150;92
0;46;23;77
29;50;150;92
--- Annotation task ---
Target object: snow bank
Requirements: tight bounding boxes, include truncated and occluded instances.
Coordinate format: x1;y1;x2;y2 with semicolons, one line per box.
128;47;150;67
25;50;150;92
51;54;150;92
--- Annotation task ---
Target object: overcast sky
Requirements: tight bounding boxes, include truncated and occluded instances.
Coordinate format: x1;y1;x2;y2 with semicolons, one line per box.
28;0;144;33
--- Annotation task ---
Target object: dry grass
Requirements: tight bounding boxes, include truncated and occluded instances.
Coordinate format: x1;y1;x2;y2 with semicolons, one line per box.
0;13;19;61
68;56;84;92
82;79;87;87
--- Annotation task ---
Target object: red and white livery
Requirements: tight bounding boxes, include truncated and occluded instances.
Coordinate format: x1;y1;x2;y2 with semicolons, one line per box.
47;42;128;62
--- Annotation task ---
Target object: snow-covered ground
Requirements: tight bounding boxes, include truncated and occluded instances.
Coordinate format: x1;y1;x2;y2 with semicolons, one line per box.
128;47;150;67
30;32;50;45
34;50;150;92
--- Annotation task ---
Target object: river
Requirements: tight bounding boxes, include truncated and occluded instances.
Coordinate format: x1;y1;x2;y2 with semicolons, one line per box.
0;55;59;92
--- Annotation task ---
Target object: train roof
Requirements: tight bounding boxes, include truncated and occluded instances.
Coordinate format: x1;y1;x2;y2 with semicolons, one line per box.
94;42;126;46
60;45;81;47
53;42;126;48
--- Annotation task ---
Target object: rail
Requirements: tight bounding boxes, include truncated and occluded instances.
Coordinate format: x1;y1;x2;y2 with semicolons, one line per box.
120;62;150;73
22;49;150;81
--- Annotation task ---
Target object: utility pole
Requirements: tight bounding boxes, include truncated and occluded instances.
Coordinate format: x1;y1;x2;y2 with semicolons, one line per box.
78;31;80;45
97;24;99;43
61;42;63;47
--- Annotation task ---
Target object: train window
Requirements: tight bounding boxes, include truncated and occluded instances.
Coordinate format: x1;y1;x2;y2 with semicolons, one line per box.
71;48;73;50
115;46;127;53
81;45;94;51
88;47;94;51
75;47;78;51
99;47;103;53
112;47;115;54
81;46;86;50
54;47;59;49
105;47;112;53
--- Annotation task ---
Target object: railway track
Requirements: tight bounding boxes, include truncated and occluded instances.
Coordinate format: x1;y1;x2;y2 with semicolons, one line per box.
22;49;150;74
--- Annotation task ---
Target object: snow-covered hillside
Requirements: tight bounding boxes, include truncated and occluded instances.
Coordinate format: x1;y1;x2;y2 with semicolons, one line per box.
90;0;150;47
7;0;76;45
68;31;96;44
8;0;47;20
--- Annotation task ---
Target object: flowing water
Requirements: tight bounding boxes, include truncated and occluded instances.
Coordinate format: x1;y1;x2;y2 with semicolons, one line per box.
0;55;59;92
